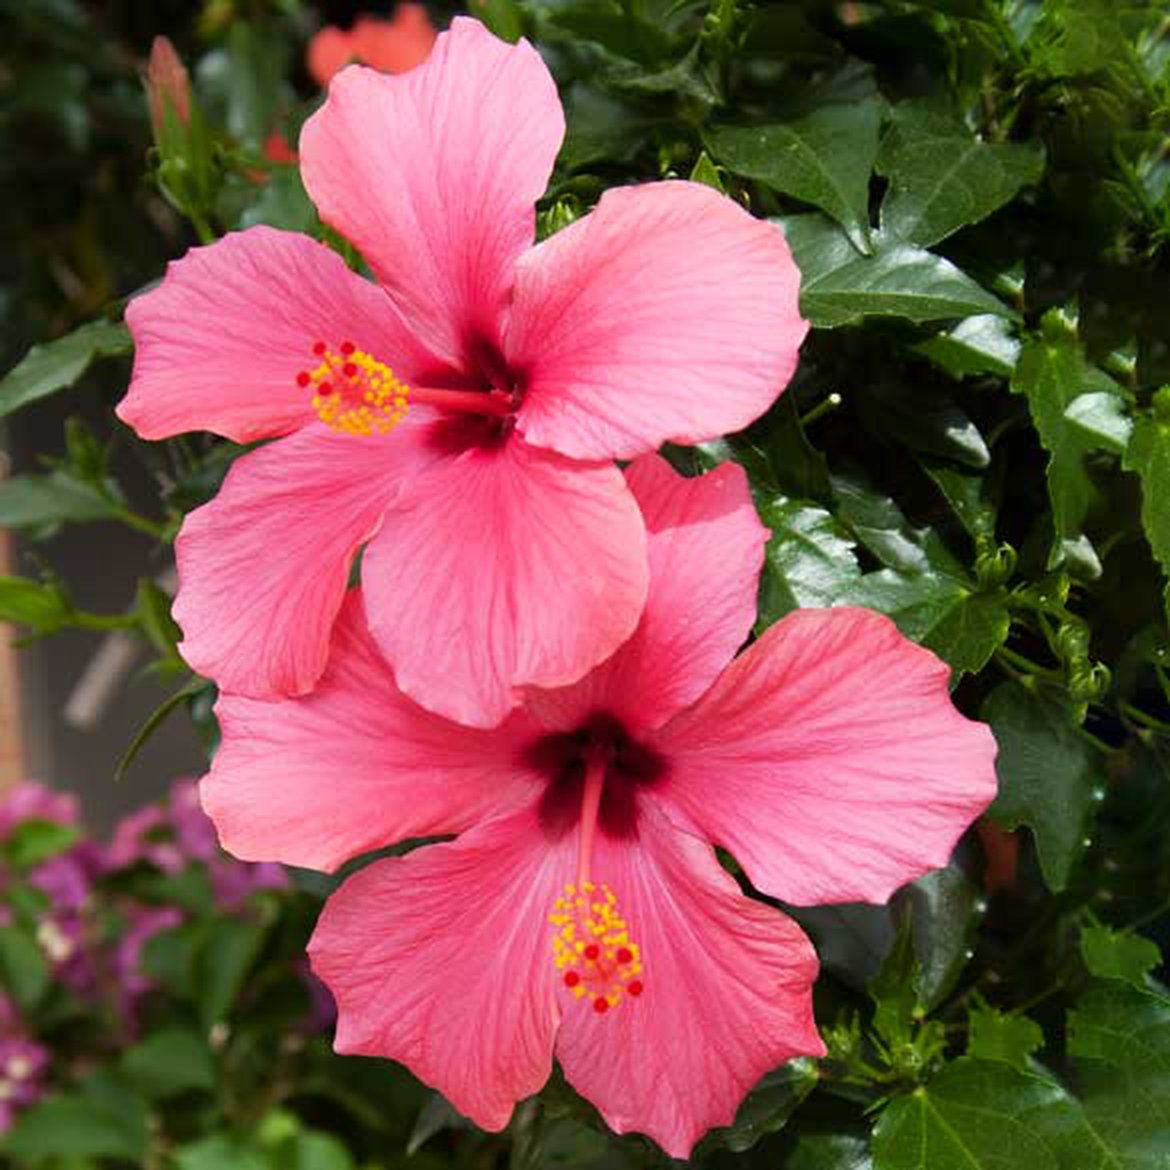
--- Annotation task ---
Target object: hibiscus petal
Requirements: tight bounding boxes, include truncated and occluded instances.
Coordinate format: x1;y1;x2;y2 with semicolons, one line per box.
299;18;563;364
202;591;543;871
173;425;432;699
309;807;568;1130
526;453;766;733
656;608;999;905
362;436;648;728
120;226;428;442
555;805;823;1159
509;182;807;461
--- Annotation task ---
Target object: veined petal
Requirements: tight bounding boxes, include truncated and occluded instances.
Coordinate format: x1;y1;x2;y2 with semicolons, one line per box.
300;18;563;365
363;436;648;728
120;227;429;442
526;453;765;733
202;591;543;872
173;425;432;699
309;806;569;1130
554;805;823;1159
656;608;998;905
509;182;807;461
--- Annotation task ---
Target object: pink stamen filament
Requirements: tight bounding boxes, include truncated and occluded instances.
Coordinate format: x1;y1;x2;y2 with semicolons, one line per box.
577;750;609;889
410;385;514;417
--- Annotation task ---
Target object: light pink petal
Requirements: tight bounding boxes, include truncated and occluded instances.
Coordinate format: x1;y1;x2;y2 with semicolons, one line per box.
309;806;570;1130
508;182;807;461
656;608;999;905
526;453;766;733
363;436;648;728
120;226;430;442
173;424;433;699
202;591;542;871
299;18;563;364
555;805;823;1159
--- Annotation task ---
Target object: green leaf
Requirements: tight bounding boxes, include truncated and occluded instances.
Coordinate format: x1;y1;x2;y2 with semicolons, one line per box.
903;863;984;1010
134;577;182;665
1122;399;1170;621
694;1059;819;1155
0;471;120;530
876;101;1045;247
756;497;861;627
193;916;269;1028
0;320;131;420
912;314;1020;379
705;102;883;246
1065;391;1133;455
1080;924;1161;990
779;215;1008;329
1011;319;1124;574
238;166;317;233
470;0;525;42
967;1003;1045;1070
175;1136;269;1170
1059;983;1170;1166
688;150;725;191
2;1091;149;1162
983;681;1105;891
0;925;49;1010
787;1133;873;1169
872;1059;1062;1170
122;1027;216;1099
869;912;922;1051
1;819;81;869
923;463;998;543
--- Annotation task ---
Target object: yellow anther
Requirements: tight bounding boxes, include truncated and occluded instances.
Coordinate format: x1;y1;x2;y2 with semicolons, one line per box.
549;882;644;1013
300;343;410;436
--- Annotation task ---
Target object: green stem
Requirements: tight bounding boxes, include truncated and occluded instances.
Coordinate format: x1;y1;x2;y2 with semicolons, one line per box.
188;208;216;246
113;506;168;541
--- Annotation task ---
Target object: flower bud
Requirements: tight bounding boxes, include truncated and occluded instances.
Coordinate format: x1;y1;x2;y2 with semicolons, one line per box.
146;37;191;148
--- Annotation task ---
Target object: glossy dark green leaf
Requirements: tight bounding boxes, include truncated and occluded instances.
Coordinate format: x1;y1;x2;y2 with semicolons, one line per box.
876;101;1045;247
966;1004;1045;1070
1065;391;1133;455
983;681;1105;891
872;1059;1062;1170
695;1059;819;1154
470;0;525;42
1059;982;1170;1167
756;497;860;627
779;215;1008;329
705;102;883;246
1011;321;1124;574
902;863;984;1009
923;463;998;542
786;1132;873;1169
0;320;130;420
238;166;316;233
1080;924;1161;990
912;314;1020;379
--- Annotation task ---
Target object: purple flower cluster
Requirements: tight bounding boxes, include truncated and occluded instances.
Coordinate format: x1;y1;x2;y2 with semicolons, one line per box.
0;779;290;1132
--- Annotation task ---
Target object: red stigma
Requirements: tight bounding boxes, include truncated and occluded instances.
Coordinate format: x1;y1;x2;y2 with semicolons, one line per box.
343;362;358;378
593;997;609;1014
296;371;310;387
313;341;326;356
627;981;643;997
340;340;355;355
318;382;333;395
616;947;633;964
584;944;600;961
563;971;580;988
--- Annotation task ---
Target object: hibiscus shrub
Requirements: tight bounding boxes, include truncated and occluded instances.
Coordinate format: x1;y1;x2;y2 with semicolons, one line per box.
3;0;1170;1167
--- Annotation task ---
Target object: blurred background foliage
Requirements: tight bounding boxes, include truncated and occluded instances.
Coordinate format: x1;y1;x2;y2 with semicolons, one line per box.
3;0;1170;1166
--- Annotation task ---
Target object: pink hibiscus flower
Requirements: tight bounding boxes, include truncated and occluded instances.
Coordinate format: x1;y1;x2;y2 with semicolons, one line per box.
117;17;806;727
201;455;997;1156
